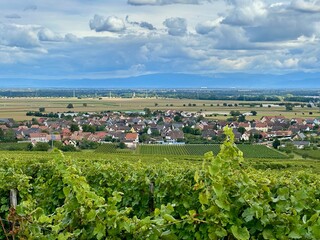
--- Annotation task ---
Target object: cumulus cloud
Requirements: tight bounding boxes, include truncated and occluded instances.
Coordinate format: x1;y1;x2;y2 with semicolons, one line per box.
5;14;21;19
128;0;203;5
195;18;223;34
290;0;320;13
65;33;78;42
222;0;267;26
38;28;64;42
221;0;320;43
125;16;156;30
210;24;251;49
163;17;187;36
0;24;40;48
246;12;316;42
89;15;125;32
0;23;77;50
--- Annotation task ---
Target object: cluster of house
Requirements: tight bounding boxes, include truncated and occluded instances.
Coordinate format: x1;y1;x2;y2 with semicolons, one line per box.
0;112;319;148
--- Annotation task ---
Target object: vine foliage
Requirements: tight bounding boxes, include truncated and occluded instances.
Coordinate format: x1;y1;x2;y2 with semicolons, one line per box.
0;127;320;239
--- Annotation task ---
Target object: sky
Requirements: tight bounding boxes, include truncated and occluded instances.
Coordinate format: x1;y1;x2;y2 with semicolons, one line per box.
0;0;320;87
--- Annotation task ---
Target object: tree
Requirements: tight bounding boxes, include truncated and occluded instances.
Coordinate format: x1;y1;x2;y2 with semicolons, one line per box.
27;143;33;151
157;117;164;124
174;115;182;122
139;134;150;143
33;142;50;151
196;115;205;122
67;103;74;109
39;107;45;112
230;110;241;117
143;108;152;117
105;136;113;142
249;133;254;143
70;124;79;132
0;128;4;141
82;124;96;133
151;129;160;137
61;145;77;152
237;127;246;135
285;104;293;111
272;138;281;149
238;115;246;122
4;129;16;142
49;140;63;149
250;110;257;116
118;142;126;149
83;103;87;107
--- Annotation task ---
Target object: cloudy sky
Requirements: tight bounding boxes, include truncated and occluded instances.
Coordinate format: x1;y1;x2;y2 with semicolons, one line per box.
0;0;320;84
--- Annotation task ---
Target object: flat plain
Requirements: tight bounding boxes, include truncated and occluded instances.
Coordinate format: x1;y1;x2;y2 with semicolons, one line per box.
0;97;319;121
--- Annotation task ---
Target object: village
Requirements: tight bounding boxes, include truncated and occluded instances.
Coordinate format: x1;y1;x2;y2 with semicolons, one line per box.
0;108;319;151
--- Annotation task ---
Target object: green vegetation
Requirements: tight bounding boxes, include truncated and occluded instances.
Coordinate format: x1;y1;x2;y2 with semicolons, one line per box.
0;127;320;239
95;143;132;154
0;142;31;151
294;149;320;160
95;143;287;159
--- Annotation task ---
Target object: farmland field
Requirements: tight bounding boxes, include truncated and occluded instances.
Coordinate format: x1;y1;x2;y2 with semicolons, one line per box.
95;143;287;159
294;149;320;160
0;97;319;120
137;144;288;159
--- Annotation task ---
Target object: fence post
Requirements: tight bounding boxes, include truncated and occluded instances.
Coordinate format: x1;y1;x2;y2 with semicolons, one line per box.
149;182;155;213
10;189;18;209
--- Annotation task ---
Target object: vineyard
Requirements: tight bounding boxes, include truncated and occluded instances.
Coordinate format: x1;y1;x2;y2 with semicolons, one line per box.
0;128;320;239
95;143;132;154
138;144;287;159
294;149;320;160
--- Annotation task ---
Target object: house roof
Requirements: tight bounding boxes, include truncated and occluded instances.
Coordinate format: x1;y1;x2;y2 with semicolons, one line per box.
125;133;139;141
30;133;48;138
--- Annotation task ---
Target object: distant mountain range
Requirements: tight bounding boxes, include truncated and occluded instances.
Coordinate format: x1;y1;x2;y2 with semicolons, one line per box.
1;72;320;89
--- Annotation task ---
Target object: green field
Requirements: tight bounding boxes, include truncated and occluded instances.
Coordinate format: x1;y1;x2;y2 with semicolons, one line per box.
95;143;288;159
0;142;30;151
294;149;320;160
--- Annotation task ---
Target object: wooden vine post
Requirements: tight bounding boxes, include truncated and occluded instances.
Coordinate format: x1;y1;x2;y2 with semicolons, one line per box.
10;189;18;209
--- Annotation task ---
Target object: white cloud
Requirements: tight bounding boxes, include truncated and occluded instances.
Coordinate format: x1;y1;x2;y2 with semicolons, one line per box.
195;17;223;34
1;0;320;78
126;16;156;30
128;0;204;5
89;15;125;33
223;0;267;26
163;17;187;36
0;24;40;48
65;33;78;42
290;0;320;13
38;28;64;42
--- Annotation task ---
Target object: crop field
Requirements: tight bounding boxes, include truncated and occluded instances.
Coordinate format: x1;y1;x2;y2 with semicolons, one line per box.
94;143;287;159
294;149;320;160
136;144;287;159
95;143;133;154
0;97;319;120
